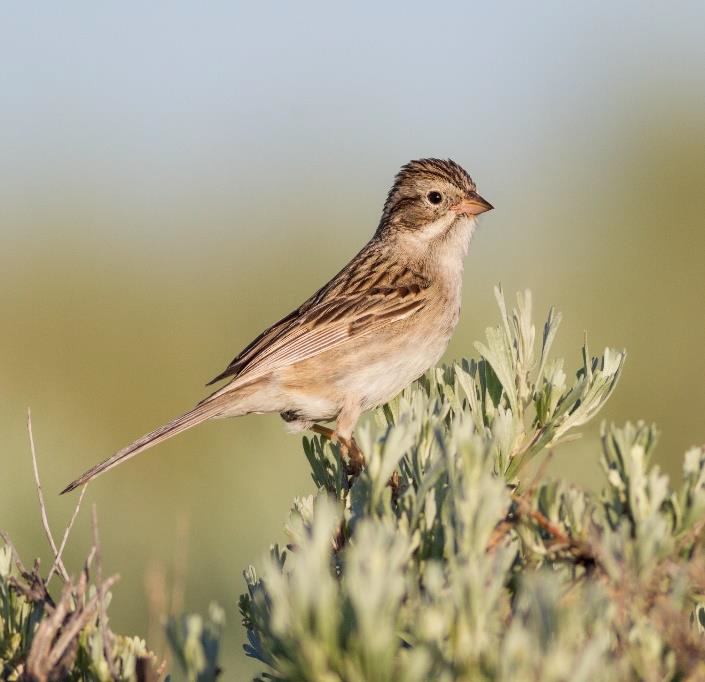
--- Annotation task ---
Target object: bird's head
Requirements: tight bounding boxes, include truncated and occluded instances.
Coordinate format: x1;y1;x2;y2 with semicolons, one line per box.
377;158;492;245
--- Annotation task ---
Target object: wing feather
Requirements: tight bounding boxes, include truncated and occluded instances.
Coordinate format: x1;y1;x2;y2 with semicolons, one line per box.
208;279;429;389
206;241;430;389
236;286;428;382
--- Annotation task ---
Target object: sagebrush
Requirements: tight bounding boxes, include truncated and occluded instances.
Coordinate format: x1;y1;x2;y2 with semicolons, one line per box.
238;288;705;681
2;288;704;681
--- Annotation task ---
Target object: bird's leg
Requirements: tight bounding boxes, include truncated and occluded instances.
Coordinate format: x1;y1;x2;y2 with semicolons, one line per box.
334;402;366;476
311;419;366;477
338;436;365;476
310;423;337;440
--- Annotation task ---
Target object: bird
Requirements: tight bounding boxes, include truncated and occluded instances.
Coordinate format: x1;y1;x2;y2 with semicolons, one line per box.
61;158;492;494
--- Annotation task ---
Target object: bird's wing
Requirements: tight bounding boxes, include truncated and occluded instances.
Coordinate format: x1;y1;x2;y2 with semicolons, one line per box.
206;308;300;385
63;275;429;493
208;279;430;388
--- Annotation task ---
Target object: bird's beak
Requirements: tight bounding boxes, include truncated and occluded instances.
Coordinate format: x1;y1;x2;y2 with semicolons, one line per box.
451;191;494;216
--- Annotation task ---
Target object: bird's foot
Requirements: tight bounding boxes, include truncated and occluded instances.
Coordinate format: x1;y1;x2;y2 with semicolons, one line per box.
310;424;366;477
387;469;401;498
340;436;365;477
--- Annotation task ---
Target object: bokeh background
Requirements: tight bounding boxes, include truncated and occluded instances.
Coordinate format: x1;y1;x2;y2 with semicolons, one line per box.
2;2;704;678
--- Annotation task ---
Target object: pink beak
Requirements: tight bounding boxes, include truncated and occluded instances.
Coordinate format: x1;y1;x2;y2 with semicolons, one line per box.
451;191;494;216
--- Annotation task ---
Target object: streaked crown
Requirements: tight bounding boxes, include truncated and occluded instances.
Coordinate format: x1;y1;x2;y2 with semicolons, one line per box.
378;158;489;234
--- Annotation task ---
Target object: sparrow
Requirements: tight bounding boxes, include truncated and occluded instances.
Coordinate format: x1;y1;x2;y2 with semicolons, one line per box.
61;158;492;494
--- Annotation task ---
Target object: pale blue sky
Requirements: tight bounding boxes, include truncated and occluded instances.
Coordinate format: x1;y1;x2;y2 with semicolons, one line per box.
3;2;704;207
2;4;704;677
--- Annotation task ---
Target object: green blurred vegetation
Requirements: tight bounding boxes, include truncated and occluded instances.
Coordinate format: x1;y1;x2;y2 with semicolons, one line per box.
4;288;703;680
1;4;704;678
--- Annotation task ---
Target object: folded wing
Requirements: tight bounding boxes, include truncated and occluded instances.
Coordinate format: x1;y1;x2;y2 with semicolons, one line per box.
207;280;429;392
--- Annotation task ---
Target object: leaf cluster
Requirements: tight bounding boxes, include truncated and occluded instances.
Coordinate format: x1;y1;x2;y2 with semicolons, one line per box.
0;534;160;681
237;288;705;681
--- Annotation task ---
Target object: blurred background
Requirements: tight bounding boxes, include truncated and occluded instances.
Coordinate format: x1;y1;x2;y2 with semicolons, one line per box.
2;2;704;678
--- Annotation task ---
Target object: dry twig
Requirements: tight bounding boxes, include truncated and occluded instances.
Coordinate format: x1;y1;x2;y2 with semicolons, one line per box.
512;493;598;567
46;482;88;584
93;503;118;679
27;408;69;581
486;520;513;552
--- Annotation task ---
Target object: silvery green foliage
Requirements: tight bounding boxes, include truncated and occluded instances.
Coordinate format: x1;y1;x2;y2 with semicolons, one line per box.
0;541;159;681
237;288;705;682
165;603;225;682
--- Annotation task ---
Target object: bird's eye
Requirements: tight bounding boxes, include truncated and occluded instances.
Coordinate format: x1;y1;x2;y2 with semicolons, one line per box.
427;191;443;205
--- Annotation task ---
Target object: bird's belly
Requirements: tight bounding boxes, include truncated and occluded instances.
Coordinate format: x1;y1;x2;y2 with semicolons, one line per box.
354;332;450;411
276;305;457;421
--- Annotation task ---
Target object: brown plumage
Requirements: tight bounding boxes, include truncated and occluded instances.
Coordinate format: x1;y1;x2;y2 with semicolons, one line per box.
61;158;492;494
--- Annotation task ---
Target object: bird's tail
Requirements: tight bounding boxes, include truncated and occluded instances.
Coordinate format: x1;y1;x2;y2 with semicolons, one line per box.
60;393;233;494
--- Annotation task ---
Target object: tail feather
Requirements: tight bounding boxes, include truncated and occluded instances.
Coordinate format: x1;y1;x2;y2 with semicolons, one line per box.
60;396;230;494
